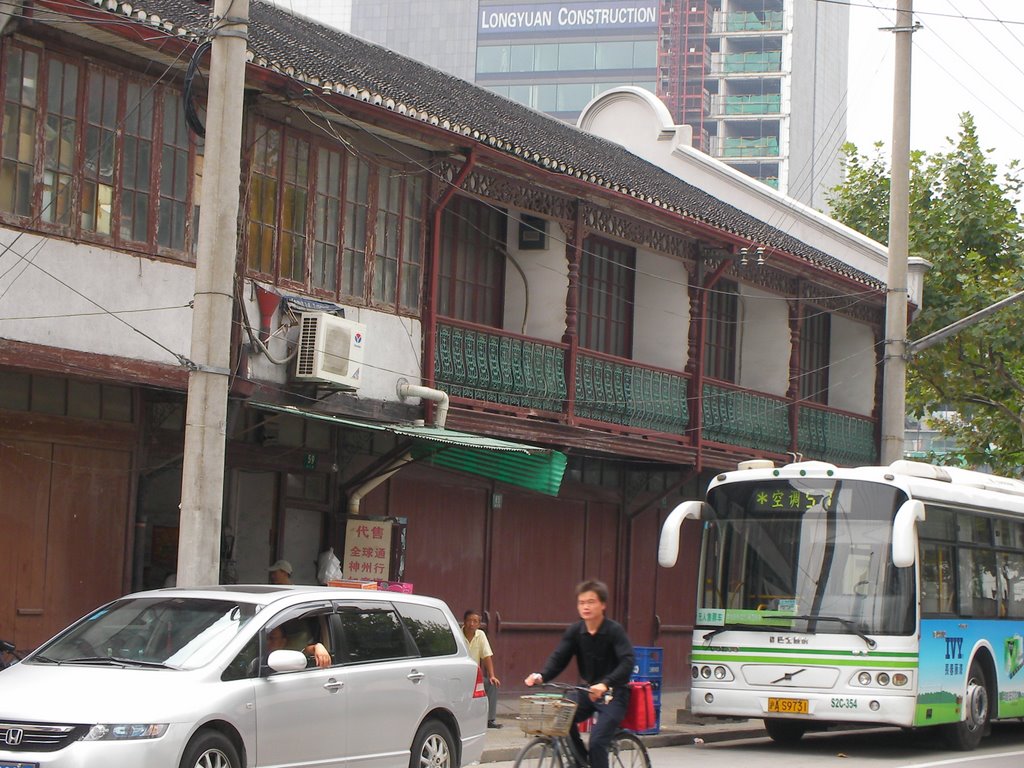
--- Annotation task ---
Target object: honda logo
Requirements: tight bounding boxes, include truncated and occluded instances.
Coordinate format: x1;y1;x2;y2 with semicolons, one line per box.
4;728;24;746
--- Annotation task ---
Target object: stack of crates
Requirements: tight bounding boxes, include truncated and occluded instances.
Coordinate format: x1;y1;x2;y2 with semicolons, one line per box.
630;646;663;734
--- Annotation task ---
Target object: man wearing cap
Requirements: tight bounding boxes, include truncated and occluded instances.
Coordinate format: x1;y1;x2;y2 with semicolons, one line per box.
269;559;293;585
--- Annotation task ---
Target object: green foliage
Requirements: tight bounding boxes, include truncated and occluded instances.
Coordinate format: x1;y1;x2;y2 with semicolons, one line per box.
827;114;1024;474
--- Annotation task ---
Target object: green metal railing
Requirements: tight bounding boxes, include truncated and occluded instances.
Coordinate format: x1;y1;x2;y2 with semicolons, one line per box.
575;352;689;435
798;405;878;466
435;322;567;412
702;382;791;454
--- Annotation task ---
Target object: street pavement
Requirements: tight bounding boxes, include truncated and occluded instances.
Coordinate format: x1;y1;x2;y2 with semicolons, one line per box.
481;689;765;762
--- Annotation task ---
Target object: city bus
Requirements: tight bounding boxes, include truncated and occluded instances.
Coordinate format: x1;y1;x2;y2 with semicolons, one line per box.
658;458;1024;750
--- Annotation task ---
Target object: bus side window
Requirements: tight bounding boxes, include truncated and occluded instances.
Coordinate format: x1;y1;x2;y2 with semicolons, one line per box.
999;552;1024;618
921;542;954;615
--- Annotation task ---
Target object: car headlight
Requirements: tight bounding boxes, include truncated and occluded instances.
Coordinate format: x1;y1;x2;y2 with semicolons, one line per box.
82;724;168;741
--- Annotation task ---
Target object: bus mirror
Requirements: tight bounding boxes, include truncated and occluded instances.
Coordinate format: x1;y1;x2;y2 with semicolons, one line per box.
658;501;706;568
891;499;925;568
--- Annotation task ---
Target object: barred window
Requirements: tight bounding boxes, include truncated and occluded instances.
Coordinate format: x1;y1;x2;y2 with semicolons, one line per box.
799;308;831;404
704;280;738;382
438;195;506;326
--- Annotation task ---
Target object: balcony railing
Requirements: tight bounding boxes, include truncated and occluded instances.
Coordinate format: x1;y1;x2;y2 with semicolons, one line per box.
576;350;689;435
434;319;878;464
434;320;567;413
714;94;782;115
715;52;783;74
798;404;878;466
716;11;784;33
702;381;791;454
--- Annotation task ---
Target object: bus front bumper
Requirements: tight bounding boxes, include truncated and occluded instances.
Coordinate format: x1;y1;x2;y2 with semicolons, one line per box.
690;687;918;728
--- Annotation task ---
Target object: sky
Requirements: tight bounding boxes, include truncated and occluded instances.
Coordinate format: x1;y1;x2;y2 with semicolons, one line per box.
846;0;1024;175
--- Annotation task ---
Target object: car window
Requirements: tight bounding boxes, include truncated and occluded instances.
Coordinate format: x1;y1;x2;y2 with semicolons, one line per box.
222;634;260;681
263;603;336;672
334;602;415;663
395;602;457;657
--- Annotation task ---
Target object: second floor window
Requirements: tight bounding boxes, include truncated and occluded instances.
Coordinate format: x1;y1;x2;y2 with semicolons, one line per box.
579;235;635;358
245;119;425;313
1;40;196;256
799;308;831;404
704;280;738;382
438;195;506;326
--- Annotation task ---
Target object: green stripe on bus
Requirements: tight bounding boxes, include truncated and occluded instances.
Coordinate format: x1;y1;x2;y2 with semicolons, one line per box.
691;652;917;668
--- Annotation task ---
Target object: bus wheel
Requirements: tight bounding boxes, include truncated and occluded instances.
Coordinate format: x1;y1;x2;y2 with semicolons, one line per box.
943;660;990;750
763;718;807;744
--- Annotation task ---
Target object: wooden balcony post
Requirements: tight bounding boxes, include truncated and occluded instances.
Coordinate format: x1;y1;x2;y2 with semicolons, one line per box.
787;294;802;456
562;202;582;423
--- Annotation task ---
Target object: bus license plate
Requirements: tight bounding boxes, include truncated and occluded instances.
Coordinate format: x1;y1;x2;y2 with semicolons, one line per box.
768;697;809;714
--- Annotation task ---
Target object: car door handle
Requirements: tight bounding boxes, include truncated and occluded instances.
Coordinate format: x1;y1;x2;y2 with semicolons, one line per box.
407;670;425;683
323;678;344;692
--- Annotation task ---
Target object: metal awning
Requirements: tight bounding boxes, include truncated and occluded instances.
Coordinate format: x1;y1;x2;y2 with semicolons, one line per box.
251;403;566;496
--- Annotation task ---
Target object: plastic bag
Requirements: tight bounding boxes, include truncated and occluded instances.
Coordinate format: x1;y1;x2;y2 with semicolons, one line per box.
317;548;343;584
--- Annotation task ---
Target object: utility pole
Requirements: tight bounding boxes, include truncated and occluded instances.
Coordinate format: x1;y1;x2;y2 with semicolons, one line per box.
177;0;250;587
880;0;914;465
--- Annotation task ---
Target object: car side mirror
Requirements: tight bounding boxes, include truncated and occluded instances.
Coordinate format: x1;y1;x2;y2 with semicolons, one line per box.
268;649;308;673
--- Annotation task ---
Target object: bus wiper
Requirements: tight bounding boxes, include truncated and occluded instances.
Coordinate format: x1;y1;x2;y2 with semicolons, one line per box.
788;614;876;649
700;624;775;644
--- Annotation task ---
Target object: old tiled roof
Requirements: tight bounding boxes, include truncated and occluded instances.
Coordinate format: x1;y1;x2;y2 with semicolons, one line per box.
73;0;883;291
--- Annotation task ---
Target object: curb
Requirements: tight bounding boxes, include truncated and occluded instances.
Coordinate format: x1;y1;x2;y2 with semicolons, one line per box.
480;726;768;763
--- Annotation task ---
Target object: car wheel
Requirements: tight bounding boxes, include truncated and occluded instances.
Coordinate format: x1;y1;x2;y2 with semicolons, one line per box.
942;659;990;750
410;719;455;768
179;729;241;768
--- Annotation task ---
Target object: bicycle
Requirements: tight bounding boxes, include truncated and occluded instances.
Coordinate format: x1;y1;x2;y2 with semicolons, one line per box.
513;682;651;768
0;638;23;671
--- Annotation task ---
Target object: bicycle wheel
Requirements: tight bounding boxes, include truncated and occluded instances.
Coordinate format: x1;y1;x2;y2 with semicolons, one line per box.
608;732;650;768
513;736;564;768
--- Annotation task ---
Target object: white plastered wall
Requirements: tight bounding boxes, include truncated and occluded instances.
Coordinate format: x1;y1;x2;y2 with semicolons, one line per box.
632;248;690;371
0;228;193;366
501;211;569;344
827;314;876;416
736;282;790;397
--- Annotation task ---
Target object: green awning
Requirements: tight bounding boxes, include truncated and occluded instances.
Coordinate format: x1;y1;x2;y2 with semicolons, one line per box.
251;403;566;496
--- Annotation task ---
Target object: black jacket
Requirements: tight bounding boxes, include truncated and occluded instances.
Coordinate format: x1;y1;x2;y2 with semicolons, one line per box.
539;618;634;690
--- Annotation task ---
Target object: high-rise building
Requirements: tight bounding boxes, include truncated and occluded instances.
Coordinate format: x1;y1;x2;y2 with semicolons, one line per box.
265;0;848;208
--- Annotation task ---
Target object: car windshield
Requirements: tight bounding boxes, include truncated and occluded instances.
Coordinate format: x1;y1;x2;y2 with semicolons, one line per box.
32;597;259;669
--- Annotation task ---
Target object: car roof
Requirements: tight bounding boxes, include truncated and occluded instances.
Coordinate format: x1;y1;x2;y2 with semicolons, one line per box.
124;585;452;613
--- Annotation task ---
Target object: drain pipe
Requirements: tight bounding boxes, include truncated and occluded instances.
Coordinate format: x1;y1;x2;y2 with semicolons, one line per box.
346;381;451;515
346;452;415;516
397;379;449;429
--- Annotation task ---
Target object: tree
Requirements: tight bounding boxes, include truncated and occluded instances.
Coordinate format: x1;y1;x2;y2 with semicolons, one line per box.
828;114;1024;473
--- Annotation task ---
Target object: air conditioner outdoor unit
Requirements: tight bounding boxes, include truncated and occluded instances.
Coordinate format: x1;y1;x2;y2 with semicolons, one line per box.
294;311;366;390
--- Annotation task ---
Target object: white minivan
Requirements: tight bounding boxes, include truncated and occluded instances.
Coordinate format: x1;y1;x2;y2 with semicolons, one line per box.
0;586;487;768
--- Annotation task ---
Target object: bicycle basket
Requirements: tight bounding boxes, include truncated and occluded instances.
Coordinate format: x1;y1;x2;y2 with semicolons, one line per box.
518;694;578;736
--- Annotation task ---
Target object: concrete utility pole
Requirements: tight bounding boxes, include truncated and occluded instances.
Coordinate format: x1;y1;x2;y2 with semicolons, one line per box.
880;0;914;465
177;0;250;587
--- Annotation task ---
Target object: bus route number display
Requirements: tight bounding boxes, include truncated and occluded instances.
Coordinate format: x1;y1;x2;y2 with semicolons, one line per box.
751;487;833;514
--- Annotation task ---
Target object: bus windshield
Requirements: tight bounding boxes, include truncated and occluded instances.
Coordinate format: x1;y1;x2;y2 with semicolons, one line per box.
699;478;915;637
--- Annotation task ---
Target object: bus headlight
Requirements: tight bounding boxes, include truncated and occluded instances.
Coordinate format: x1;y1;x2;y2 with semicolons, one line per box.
892;673;909;687
876;672;890;686
700;666;712;678
857;671;872;686
713;666;727;680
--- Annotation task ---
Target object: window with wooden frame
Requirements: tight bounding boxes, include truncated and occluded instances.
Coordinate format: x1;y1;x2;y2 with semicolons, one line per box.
579;235;635;358
0;39;197;256
244;119;425;313
704;279;738;382
799;307;831;404
437;195;506;326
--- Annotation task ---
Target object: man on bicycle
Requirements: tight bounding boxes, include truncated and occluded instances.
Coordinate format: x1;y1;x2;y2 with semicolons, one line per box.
525;579;634;768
